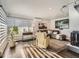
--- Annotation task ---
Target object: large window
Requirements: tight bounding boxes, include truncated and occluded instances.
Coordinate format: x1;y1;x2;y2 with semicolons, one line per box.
7;17;32;27
0;7;7;43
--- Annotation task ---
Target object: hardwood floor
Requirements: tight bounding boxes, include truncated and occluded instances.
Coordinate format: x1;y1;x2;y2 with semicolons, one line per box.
3;40;36;58
3;42;23;58
3;38;79;58
58;49;79;58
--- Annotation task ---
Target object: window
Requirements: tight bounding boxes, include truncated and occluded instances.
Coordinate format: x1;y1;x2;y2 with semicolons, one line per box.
0;7;7;43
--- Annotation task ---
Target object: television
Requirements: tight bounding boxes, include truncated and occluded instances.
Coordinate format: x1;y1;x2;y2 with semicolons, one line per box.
55;19;69;29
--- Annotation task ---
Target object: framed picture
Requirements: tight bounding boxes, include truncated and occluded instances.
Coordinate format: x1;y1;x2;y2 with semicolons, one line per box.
55;19;69;29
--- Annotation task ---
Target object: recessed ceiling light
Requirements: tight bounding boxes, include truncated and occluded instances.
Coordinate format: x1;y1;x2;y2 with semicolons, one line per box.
49;8;52;10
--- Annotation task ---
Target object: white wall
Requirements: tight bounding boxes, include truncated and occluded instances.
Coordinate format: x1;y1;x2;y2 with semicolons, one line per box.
69;4;79;31
32;18;51;33
51;4;79;40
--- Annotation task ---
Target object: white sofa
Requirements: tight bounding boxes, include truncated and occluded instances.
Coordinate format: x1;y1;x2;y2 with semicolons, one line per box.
22;32;34;41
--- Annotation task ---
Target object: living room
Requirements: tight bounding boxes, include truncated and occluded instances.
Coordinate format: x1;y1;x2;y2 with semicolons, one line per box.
0;0;79;58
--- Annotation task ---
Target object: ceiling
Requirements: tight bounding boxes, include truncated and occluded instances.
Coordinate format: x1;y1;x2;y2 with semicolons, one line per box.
0;0;74;19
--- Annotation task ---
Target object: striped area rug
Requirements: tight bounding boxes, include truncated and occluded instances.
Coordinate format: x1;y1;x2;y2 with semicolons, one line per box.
22;45;62;58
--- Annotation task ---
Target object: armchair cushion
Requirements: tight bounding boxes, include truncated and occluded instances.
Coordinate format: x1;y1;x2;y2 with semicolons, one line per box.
36;32;49;48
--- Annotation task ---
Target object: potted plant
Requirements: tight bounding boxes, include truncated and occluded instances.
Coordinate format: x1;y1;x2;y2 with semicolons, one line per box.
12;25;18;34
9;26;18;48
